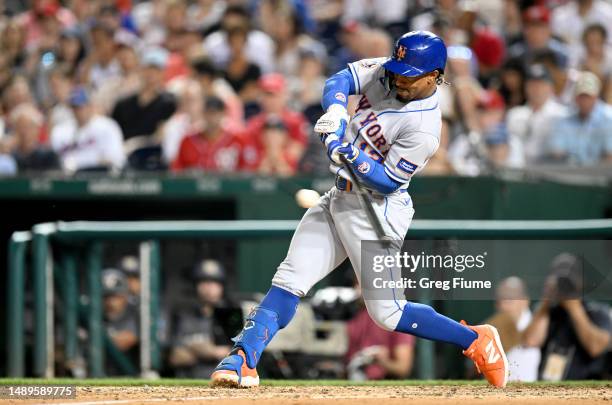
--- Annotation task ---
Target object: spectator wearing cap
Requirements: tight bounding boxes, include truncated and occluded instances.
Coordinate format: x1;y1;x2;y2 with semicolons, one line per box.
172;96;256;172
118;255;141;305
111;47;177;140
162;79;205;164
549;71;612;165
552;0;612;62
245;73;308;173
533;49;574;103
523;253;611;380
203;5;276;74
449;90;524;175
9;103;60;172
102;268;139;375
169;259;233;378
480;110;524;172
15;0;76;51
471;28;506;87
257;118;297;176
51;86;125;173
80;22;122;91
508;5;569;71
190;56;244;130
506;64;568;164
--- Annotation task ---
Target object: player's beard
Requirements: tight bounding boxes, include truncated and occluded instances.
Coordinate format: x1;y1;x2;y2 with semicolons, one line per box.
395;89;414;103
390;75;415;103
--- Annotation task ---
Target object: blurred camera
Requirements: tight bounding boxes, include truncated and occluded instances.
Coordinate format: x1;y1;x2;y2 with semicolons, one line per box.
549;253;583;301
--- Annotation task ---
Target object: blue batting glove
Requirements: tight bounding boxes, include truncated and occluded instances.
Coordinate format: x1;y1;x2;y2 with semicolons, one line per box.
325;138;359;165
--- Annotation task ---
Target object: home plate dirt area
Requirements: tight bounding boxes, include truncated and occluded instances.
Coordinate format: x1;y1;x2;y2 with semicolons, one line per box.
3;380;611;405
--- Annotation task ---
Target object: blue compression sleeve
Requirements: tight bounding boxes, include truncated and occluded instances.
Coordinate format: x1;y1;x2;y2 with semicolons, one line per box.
321;68;355;110
348;150;403;194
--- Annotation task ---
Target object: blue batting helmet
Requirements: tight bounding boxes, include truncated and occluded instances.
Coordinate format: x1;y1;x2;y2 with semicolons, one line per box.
383;31;447;77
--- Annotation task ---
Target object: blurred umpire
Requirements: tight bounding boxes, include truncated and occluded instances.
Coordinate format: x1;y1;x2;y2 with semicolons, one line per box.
169;259;241;378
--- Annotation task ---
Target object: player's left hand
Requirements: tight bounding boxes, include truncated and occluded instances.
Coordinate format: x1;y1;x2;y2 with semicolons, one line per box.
325;137;359;165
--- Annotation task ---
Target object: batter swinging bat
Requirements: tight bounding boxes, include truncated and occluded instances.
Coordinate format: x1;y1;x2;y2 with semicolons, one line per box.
339;154;390;241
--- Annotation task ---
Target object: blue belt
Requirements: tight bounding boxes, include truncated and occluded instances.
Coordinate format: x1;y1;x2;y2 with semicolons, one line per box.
335;176;353;191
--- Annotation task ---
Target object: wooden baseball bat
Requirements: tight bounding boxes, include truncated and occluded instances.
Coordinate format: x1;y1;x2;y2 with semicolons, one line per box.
339;155;391;241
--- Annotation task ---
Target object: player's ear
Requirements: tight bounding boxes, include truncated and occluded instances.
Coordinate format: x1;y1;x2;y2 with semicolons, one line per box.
427;71;438;85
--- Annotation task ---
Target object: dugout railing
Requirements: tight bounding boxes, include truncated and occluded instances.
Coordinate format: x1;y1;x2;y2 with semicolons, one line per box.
6;219;612;379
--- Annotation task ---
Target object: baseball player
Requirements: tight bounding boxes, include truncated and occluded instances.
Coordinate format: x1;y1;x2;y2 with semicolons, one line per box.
211;31;509;388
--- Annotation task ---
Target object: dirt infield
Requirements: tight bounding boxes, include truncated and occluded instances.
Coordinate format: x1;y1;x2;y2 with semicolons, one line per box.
6;383;612;405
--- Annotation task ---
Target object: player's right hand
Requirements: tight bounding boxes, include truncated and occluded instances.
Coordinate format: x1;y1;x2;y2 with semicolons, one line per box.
314;104;349;140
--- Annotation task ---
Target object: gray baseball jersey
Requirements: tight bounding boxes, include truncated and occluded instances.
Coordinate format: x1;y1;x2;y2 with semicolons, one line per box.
272;57;442;331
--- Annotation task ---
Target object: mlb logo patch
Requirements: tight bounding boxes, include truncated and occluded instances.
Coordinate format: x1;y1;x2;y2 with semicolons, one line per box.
397;158;418;175
357;161;371;174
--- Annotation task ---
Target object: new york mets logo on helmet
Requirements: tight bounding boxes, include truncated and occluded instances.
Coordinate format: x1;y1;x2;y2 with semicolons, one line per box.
395;45;407;60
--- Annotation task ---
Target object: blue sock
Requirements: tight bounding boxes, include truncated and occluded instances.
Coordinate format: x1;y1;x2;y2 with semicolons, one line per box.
260;285;300;328
395;302;477;350
231;285;299;368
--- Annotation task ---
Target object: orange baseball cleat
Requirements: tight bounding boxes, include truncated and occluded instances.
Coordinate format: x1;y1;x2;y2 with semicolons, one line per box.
461;321;509;388
210;349;259;388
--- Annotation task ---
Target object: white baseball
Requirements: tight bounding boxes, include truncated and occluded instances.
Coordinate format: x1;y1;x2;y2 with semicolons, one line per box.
295;189;321;208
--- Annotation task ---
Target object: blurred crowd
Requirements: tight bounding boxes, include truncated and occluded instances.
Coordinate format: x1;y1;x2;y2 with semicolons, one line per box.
1;0;612;178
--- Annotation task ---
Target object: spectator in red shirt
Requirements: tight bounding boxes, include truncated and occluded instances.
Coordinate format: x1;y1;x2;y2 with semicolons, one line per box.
246;73;308;172
346;299;415;380
172;96;255;173
257;118;297;177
